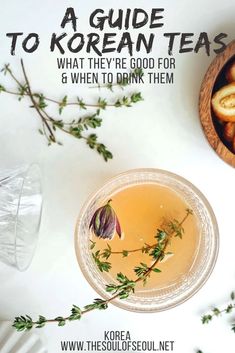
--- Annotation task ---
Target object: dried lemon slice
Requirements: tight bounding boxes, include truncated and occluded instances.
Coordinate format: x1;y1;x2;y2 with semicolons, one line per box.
212;82;235;122
223;122;235;143
226;61;235;83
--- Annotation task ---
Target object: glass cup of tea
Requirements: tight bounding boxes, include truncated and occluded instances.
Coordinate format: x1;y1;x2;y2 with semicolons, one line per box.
75;168;219;312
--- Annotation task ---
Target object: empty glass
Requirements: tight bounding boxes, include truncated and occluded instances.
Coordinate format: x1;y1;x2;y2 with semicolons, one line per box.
0;164;42;271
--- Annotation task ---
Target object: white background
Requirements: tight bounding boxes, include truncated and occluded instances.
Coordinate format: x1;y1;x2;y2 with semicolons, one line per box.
0;1;235;352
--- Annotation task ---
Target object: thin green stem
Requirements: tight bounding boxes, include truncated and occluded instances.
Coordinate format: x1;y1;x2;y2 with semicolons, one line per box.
20;60;56;143
202;292;235;326
0;86;118;108
98;210;191;257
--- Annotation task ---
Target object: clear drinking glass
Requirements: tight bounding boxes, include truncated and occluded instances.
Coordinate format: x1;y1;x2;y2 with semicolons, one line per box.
0;164;42;271
75;168;219;312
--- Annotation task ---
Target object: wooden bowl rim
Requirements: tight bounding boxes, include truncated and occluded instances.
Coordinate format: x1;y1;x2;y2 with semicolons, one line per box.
199;39;235;168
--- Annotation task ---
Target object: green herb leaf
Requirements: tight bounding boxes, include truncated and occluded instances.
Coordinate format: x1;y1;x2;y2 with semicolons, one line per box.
90;240;96;250
202;315;212;324
152;268;161;273
69;305;82;321
77;97;87;110
92;251;112;272
84;299;108;311
122;250;129;257
0;84;6;92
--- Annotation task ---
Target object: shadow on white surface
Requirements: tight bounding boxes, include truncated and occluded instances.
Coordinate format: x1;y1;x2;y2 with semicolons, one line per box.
0;321;47;353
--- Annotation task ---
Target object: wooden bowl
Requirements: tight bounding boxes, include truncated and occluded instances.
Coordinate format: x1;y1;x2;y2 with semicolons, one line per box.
199;40;235;167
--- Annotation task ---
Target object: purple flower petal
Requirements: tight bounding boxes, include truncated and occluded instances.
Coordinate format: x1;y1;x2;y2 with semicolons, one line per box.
99;206;108;226
89;201;122;240
89;208;99;229
101;220;116;240
115;215;122;238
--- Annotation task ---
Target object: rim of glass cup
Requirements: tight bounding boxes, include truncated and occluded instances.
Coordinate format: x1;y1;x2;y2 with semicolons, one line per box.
14;164;42;271
75;168;219;313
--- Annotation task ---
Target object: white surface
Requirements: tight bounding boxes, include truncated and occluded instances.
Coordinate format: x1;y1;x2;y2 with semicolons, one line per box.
0;321;47;353
0;1;234;352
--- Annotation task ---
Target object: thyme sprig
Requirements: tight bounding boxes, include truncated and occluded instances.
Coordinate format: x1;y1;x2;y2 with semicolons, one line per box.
202;291;235;332
91;210;192;269
0;61;143;161
13;209;192;332
12;272;133;332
